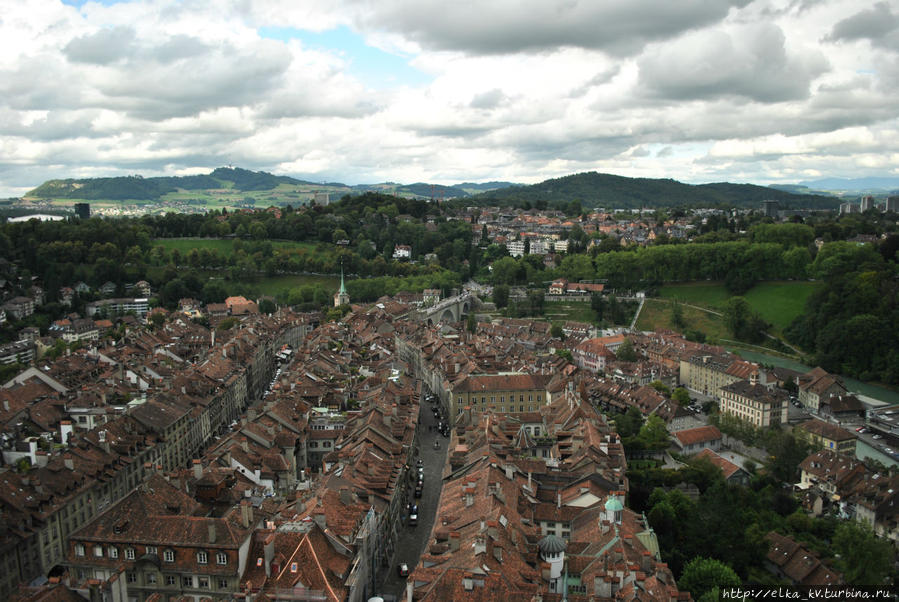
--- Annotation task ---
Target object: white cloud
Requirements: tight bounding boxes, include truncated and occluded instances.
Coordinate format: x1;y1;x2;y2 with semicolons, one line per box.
0;0;897;196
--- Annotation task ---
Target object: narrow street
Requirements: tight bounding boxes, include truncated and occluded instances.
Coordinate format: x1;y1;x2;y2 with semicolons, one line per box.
376;390;449;600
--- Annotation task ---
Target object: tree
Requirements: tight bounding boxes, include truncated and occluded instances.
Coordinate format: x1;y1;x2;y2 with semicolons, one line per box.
678;557;741;600
493;285;509;309
615;338;638;362
672;387;691;406
258;298;276;314
550;324;564;339
670;298;685;329
649;380;671;396
722;296;767;343
833;520;895;585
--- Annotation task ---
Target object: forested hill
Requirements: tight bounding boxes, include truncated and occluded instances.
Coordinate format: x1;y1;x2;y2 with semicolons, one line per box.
471;172;840;209
27;167;319;201
25;168;515;201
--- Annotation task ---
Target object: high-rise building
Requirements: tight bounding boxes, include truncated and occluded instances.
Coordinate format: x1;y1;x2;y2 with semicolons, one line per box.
761;199;779;218
860;196;874;211
886;196;899;213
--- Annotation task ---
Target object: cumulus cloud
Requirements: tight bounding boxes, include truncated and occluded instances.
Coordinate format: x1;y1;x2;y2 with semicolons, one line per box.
827;2;899;46
638;23;830;102
353;0;753;56
0;0;897;196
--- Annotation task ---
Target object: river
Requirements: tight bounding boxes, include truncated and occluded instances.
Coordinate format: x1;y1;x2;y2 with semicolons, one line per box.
728;349;899;405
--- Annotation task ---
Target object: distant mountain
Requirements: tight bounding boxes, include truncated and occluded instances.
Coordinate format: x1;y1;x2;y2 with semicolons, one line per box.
27;167;323;200
471;172;840;209
798;177;899;193
454;181;517;192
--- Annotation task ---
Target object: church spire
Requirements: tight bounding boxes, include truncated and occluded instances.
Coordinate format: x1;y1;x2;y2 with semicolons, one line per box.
334;261;350;307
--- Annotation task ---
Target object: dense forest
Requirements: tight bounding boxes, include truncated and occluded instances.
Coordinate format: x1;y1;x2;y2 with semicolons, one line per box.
27;167;316;200
470;171;840;210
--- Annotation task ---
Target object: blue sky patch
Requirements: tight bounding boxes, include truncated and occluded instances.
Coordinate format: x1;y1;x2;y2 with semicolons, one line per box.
259;25;430;89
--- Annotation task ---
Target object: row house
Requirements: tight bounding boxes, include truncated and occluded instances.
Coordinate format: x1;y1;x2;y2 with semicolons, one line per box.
449;373;551;418
65;474;256;602
680;353;756;397
718;379;789;427
795;418;857;455
797;367;847;413
572;339;617;374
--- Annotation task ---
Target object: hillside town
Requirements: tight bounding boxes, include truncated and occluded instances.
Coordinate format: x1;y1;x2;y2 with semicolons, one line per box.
0;274;895;600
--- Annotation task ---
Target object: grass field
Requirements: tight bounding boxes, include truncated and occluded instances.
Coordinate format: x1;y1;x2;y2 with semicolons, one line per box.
249;274;338;297
658;280;820;334
152;238;317;256
636;297;730;341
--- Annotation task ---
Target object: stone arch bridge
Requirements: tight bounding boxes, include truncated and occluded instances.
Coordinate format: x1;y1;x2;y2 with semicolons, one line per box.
418;291;477;325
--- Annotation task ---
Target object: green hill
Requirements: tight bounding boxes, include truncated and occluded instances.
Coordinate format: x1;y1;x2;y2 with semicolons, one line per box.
27;167;322;200
471;171;840;209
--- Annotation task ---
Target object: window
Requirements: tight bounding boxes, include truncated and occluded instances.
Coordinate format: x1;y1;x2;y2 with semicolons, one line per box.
218;578;229;589
163;549;174;562
165;575;176;586
75;544;85;557
182;576;194;588
290;562;298;573
197;551;208;564
145;572;157;585
126;572;137;584
490;396;495;403
198;576;210;588
500;396;504;403
93;545;103;557
125;547;135;560
309;441;318;448
145;546;157;555
109;547;118;559
216;552;227;565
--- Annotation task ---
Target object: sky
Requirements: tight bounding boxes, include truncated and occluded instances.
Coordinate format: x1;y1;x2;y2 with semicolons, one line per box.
1;0;898;197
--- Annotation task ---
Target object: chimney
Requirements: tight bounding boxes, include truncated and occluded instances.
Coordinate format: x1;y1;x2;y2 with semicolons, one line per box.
241;437;249;453
264;533;275;577
60;421;73;445
240;500;253;528
193;459;203;480
557;491;561;509
449;532;460;552
406;581;414;602
208;522;217;544
504;464;514;480
64;456;74;471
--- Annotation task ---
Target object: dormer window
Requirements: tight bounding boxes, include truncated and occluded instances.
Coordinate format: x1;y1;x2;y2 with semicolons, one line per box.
109;547;118;559
75;544;85;557
163;549;174;562
216;552;227;565
125;547;135;560
93;546;103;557
197;551;208;564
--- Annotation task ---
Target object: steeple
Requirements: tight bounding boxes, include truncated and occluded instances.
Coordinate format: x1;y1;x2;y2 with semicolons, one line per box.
334;262;350;307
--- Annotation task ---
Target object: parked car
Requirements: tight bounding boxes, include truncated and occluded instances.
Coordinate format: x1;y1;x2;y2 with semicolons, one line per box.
409;513;418;526
414;485;423;498
873;434;883;440
398;562;409;578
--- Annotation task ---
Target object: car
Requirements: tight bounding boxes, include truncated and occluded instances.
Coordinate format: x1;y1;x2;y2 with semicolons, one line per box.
417;459;423;467
398;562;409;578
873;434;883;440
409;513;418;526
856;427;866;433
414;486;423;498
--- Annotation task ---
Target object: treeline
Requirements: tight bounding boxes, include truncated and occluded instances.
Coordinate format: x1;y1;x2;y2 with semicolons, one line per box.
786;240;899;383
470;171;839;210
